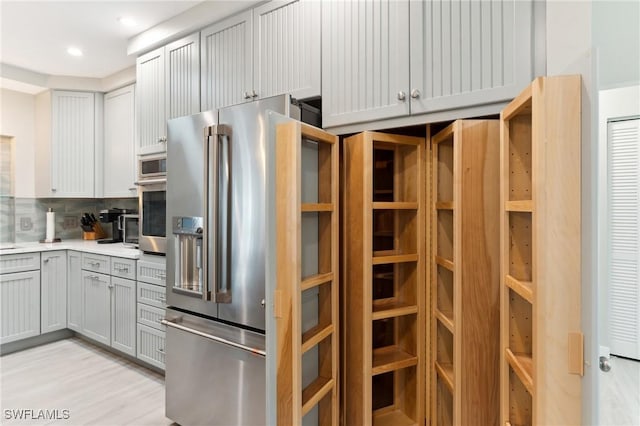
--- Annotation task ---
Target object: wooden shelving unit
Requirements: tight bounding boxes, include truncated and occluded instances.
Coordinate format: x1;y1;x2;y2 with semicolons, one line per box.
343;131;425;426
275;121;339;425
500;75;582;426
430;120;501;426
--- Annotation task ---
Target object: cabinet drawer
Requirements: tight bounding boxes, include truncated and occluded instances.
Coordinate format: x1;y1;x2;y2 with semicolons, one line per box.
137;282;166;308
137;259;166;286
0;252;41;274
82;253;110;274
137;303;166;331
137;323;166;370
111;257;136;280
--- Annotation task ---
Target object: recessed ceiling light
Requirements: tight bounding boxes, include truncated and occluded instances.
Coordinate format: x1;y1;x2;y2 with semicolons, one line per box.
67;46;83;57
118;16;136;27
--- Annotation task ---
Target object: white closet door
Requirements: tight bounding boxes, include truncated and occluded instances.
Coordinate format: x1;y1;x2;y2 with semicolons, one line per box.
608;117;640;360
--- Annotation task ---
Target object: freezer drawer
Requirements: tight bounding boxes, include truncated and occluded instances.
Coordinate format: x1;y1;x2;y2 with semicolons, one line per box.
164;309;266;426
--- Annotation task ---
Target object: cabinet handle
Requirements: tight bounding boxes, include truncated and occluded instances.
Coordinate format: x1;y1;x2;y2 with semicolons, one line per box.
158;296;166;302
251;90;258;98
108;284;114;289
51;188;57;192
157;272;166;278
43;258;49;263
243;91;252;100
410;89;421;99
128;187;137;191
157;348;165;354
397;91;406;101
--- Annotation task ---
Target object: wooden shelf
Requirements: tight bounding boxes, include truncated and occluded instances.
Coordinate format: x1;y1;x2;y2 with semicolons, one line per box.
435;361;454;393
301;323;334;354
435;201;454;210
372;251;419;265
373;409;417;426
435;309;454;334
373;231;394;238
301;203;334;212
300;272;333;291
372;299;418;320
372;346;418;376
505;275;533;304
372;202;418;210
505;200;533;212
505;348;533;395
373;271;394;280
434;255;454;271
432;122;455;144
301;376;334;416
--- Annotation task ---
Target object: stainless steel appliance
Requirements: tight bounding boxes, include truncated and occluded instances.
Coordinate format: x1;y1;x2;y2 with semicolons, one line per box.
137;155;166;254
97;208;134;244
121;214;139;247
164;95;299;426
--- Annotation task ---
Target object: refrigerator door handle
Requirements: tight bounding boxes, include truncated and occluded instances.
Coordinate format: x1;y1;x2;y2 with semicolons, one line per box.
203;132;217;301
213;126;232;304
161;318;266;357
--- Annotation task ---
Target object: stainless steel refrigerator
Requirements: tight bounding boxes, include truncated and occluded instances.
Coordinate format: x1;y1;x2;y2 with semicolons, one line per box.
163;95;299;426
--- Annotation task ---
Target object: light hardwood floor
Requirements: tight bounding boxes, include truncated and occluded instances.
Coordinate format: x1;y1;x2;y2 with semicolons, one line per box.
600;356;640;426
0;338;172;425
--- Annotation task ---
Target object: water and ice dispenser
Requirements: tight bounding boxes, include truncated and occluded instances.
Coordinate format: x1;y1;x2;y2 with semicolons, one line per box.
172;216;204;294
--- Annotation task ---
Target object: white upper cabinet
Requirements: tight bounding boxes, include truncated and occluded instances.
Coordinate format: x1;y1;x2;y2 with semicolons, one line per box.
322;0;534;128
40;91;96;197
409;0;532;114
201;10;253;111
253;0;321;101
165;34;201;119
103;84;137;198
322;0;410;128
136;47;166;155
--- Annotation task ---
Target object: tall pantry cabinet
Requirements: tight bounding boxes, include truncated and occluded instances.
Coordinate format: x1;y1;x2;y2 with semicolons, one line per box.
343;131;425;426
499;75;582;425
430;120;500;425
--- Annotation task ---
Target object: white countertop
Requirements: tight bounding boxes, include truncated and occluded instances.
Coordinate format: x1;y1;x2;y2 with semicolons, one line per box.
0;240;142;259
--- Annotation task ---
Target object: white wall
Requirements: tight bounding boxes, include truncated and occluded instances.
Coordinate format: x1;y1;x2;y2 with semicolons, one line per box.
0;88;36;197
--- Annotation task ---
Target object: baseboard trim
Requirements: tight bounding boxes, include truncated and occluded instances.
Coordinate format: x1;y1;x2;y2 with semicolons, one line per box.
0;329;74;355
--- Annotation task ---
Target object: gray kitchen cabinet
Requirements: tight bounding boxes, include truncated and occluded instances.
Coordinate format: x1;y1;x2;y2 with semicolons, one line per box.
322;0;534;128
253;0;321;101
35;90;100;197
136;47;166;155
322;0;410;128
0;267;40;344
137;33;200;155
67;251;83;332
409;0;533;115
111;276;136;356
81;270;111;346
40;251;67;334
136;254;166;369
201;1;321;111
103;84;137;198
137;323;166;369
201;10;253;111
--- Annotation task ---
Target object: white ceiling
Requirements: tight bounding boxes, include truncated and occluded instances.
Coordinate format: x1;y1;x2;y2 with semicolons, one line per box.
0;1;201;79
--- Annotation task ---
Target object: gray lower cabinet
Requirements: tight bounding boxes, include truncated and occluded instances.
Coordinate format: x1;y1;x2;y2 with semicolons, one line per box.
67;251;83;332
0;269;40;344
136;255;166;369
111;277;136;356
41;251;67;333
81;270;111;346
0;253;41;344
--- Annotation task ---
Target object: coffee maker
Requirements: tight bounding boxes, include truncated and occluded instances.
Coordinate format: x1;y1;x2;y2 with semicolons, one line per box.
97;208;134;244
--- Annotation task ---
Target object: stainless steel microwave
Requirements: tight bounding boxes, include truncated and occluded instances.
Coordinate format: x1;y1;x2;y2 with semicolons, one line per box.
137;155;167;254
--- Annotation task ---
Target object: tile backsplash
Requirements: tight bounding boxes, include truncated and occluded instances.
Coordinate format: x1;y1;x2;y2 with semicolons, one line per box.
9;198;138;242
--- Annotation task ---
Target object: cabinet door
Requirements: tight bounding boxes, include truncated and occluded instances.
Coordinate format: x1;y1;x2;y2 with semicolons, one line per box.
253;0;321;100
103;84;137;198
41;251;67;334
137;324;166;370
322;0;410;128
82;271;111;345
409;0;532;114
166;33;201;119
51;91;95;197
201;10;253;111
111;277;136;356
136;47;166;155
67;251;83;332
0;271;40;344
